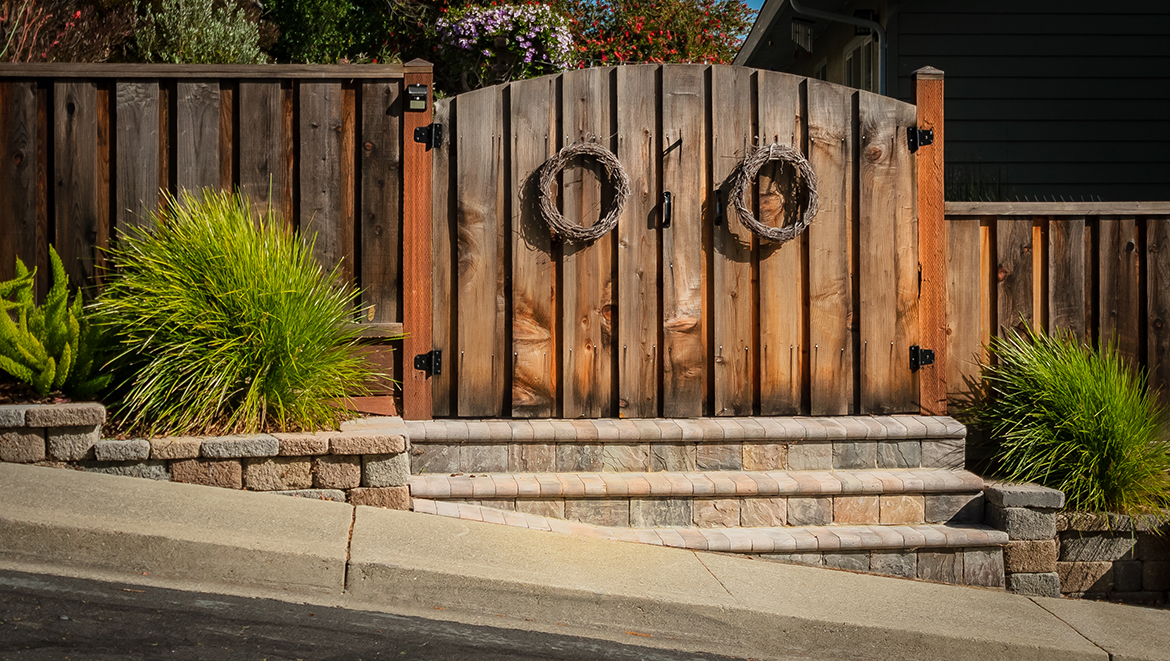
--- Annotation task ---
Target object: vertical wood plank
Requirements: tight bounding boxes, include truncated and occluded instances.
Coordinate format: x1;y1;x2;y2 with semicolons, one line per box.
115;81;159;231
340;84;356;286
913;66;946;415
1100;215;1141;364
175;80;220;193
360;81;402;325
997;217;1034;333
401;66;435;420
299;81;351;277
661;64;706;417
980;216;994;365
756;70;804;415
431;97;454;416
709;65;754;416
54;81;100;289
0;81;38;282
95;83;111;286
35;83;49;297
947;217;981;399
238;81;284;216
1048;216;1087;341
510;76;556;417
561;67;615;418
1148;217;1170;412
858;91;919;413
455;85;505;417
219;83;234;190
616;65;659;418
805;78;853;415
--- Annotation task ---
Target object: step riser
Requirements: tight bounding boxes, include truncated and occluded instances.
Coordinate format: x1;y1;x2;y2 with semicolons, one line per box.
411;439;965;475
760;548;1005;588
434;492;983;528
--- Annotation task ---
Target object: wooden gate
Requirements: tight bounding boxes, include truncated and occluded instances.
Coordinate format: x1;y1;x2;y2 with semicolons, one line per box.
432;64;938;419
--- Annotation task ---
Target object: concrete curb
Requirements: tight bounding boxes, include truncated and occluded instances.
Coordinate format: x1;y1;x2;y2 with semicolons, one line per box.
3;462;1168;661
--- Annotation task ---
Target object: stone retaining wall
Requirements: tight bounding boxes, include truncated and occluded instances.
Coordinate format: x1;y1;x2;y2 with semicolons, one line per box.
0;403;410;509
1056;512;1170;606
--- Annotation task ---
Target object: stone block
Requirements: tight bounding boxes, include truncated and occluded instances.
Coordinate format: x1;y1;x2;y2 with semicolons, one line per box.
964;548;1005;588
787;497;832;526
824;552;870;571
273;432;334;456
244;457;312;491
170;458;243;489
201;434;279;458
877;440;920;468
340;416;407;433
630;498;692;527
46;425;99;461
879;495;925;524
696;443;743;470
987;504;1057;540
740;497;786;527
1114;560;1144;593
0;428;45;463
833;495;879;524
93;439;151;462
602;444;651;472
83;460;170;481
0;405;27;427
1058;561;1114;593
650;444;695;471
786;442;832;470
363;453;410;487
516;498;564;519
1145;561;1170;591
920;438;964;469
925;493;983;524
410;444;460;474
26;402;105;427
330;431;406;455
313;455;361;489
693;498;740;528
508;443;555;472
1004;540;1058;574
984;482;1065;509
760;553;823;567
1059;533;1136;562
349;486;410;510
832;441;876;469
556;444;602;472
918;551;963;584
460;444;508;472
150;437;202;460
273;489;347;502
742;443;786;470
564;499;629;527
1136;532;1170;561
871;551;916;578
1007;572;1061;598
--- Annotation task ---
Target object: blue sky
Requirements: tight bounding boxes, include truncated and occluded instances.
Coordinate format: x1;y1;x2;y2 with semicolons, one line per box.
746;0;765;11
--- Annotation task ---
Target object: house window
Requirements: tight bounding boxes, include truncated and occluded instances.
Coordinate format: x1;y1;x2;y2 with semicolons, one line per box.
814;60;828;81
844;37;875;92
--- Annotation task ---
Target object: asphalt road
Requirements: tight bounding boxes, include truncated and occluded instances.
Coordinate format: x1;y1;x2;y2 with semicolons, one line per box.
0;569;742;661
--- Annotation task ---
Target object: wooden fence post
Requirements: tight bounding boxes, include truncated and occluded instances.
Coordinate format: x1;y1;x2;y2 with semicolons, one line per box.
914;66;946;415
402;60;435;420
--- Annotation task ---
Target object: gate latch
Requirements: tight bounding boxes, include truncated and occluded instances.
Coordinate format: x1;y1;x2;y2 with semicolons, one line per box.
414;350;442;376
907;127;934;153
413;124;443;150
909;345;935;372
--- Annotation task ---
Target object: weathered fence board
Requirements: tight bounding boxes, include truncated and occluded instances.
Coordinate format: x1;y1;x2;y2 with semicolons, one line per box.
237;81;285;215
175;80;220;193
431;95;454;416
115;81;160;229
361;81;403;326
0;81;38;282
1048;215;1086;341
54;81;101;289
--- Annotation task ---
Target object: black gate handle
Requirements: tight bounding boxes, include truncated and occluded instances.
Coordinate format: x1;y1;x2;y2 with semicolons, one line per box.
662;191;673;228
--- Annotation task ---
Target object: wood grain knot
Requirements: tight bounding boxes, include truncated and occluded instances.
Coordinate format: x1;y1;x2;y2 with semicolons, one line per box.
364;142;375;151
1126;241;1136;253
12;151;22;166
1155;319;1165;331
865;146;883;162
997;266;1008;282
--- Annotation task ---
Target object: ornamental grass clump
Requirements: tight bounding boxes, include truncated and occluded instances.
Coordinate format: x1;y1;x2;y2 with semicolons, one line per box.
95;189;375;435
967;322;1170;521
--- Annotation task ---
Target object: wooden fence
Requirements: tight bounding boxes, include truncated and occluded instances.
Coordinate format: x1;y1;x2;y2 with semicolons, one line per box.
945;201;1170;409
431;64;945;419
0;62;436;416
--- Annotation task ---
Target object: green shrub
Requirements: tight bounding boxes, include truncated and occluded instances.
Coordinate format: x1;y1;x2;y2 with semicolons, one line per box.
94;188;377;435
0;246;109;398
135;0;267;63
965;322;1170;520
268;0;352;63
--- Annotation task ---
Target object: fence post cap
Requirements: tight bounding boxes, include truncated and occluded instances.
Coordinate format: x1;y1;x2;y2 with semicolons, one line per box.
404;58;434;70
913;66;945;80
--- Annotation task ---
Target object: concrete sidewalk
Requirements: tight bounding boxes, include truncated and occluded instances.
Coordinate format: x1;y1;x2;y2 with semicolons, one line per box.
1;462;1166;661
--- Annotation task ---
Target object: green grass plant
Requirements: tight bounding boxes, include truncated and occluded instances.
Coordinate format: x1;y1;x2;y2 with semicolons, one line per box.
95;188;376;435
966;322;1170;520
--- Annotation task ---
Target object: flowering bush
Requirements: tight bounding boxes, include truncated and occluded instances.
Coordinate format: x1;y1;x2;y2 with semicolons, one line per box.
435;2;573;92
557;0;753;65
1;0;134;62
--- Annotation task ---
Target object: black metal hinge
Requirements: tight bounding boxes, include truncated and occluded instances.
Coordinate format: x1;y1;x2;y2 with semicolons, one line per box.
413;124;443;150
908;127;934;153
909;345;935;372
414;350;442;376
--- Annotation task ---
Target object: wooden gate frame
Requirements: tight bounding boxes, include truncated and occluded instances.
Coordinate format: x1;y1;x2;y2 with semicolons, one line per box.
914;66;946;416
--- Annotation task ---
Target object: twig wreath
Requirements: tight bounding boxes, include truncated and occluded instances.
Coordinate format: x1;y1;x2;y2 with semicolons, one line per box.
728;143;819;244
537;141;631;243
